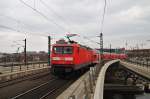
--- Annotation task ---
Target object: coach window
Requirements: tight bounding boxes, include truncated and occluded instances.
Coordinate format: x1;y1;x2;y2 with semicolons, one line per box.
64;47;73;54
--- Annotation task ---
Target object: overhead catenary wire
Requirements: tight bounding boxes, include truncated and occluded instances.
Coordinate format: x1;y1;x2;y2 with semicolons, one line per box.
40;0;96;46
0;15;19;25
19;0;68;33
65;0;107;45
0;14;29;27
100;0;107;33
0;0;108;53
0;24;51;39
77;35;99;45
39;0;72;29
77;0;108;45
0;1;62;40
0;10;57;38
0;14;29;38
0;15;54;38
0;24;22;33
39;0;101;44
19;0;103;46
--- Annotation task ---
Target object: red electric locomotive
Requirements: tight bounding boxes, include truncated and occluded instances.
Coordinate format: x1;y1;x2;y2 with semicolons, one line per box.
51;41;99;76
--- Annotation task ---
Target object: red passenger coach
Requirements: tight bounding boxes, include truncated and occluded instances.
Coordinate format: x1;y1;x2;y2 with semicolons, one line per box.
51;42;98;76
101;52;127;60
91;50;99;65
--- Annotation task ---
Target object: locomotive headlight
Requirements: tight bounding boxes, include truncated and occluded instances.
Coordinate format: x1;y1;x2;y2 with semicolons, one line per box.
64;57;73;61
52;57;60;60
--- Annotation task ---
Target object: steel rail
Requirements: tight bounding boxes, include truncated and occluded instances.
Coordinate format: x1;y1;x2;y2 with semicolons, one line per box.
0;68;50;88
39;79;74;99
11;78;57;99
39;88;57;99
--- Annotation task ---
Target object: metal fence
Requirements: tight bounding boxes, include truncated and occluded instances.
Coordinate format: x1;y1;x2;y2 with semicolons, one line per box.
125;58;150;69
0;62;48;74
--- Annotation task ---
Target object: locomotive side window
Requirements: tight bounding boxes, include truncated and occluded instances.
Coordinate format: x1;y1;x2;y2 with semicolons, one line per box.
64;47;73;54
54;47;63;54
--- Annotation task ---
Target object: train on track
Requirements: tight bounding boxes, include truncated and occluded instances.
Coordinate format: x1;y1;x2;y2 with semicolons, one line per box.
102;52;127;59
50;39;127;77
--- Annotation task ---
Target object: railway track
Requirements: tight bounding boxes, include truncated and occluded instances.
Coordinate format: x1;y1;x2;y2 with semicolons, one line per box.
11;78;74;99
0;70;50;88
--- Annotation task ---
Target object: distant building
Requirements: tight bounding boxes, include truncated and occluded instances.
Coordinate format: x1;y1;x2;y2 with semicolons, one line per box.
0;51;48;63
126;49;150;58
0;53;5;62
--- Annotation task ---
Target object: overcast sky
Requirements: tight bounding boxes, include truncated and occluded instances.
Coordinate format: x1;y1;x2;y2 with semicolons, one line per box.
0;0;150;53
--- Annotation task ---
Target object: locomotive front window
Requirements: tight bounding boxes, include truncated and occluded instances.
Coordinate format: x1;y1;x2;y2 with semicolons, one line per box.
64;47;73;54
53;46;73;54
54;47;63;54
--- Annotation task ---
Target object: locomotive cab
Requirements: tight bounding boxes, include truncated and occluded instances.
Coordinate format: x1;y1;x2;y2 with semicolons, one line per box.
52;45;74;64
51;44;76;75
